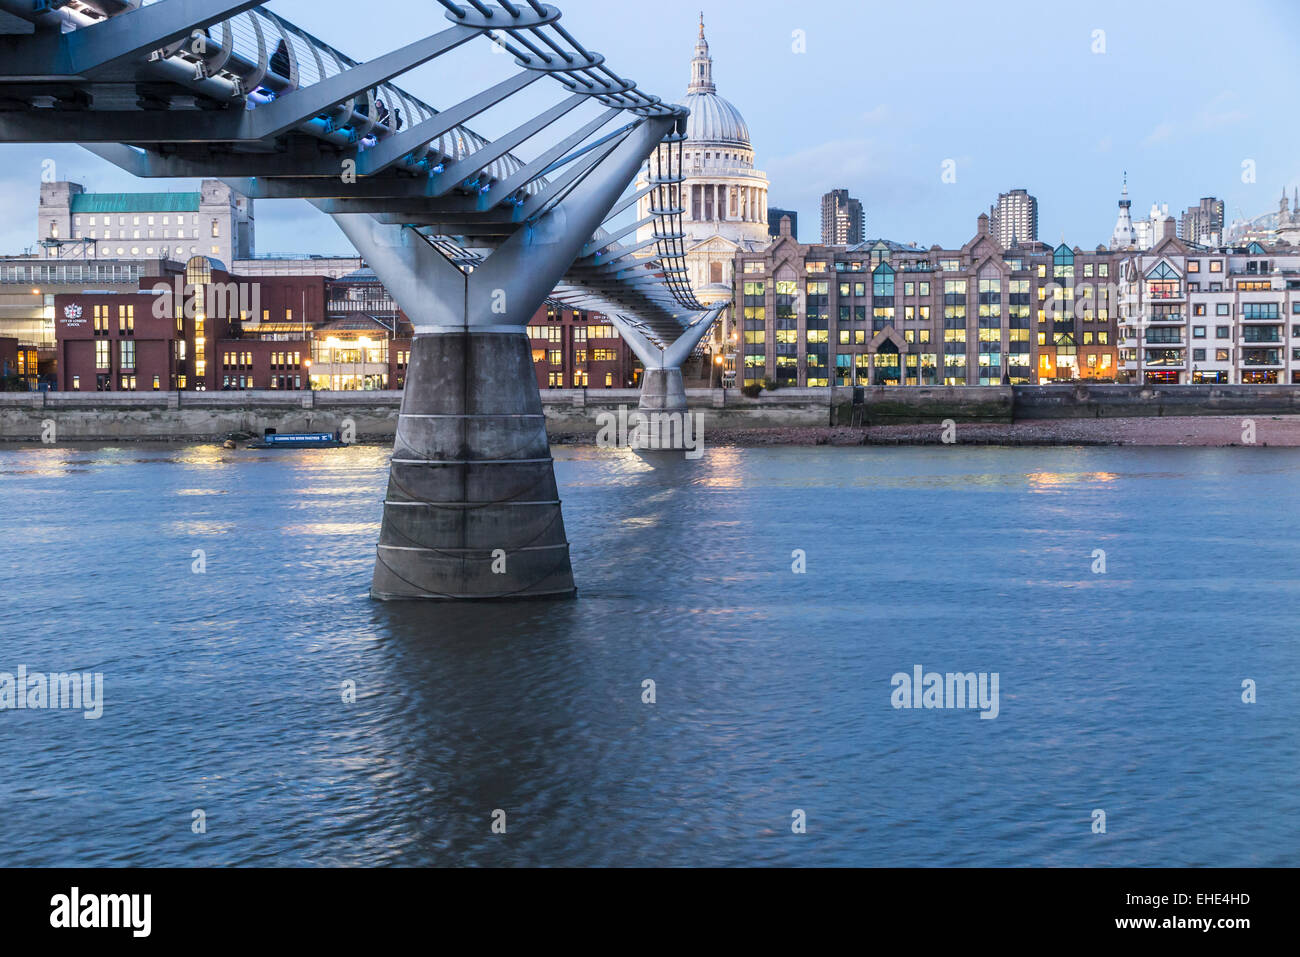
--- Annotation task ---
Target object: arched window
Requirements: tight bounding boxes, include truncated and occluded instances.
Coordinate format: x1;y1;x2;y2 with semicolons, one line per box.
186;256;213;287
1053;243;1074;279
1145;261;1181;299
872;262;895;298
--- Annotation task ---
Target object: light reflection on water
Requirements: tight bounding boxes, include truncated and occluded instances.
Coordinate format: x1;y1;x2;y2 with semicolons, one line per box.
0;442;1297;866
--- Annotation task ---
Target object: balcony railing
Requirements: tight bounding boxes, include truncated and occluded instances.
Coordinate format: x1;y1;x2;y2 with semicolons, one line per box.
1143;348;1186;367
1241;351;1282;366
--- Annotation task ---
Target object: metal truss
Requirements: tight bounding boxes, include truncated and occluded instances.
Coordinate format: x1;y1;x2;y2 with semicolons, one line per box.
0;0;713;344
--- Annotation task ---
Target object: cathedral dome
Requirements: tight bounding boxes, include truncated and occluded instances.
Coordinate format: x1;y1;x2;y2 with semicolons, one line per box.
677;16;751;151
680;90;751;149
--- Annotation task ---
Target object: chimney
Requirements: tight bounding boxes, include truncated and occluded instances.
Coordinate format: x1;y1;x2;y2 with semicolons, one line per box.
977;212;990;235
779;214;792;237
1162;216;1176;241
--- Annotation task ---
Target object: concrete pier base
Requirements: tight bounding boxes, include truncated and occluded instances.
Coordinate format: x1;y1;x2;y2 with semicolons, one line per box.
372;331;576;601
637;367;688;412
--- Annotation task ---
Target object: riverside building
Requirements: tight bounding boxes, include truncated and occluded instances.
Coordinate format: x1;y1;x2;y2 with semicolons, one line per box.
52;256;629;392
55;257;323;392
1116;223;1300;384
526;305;636;390
733;214;1120;388
0;256;179;385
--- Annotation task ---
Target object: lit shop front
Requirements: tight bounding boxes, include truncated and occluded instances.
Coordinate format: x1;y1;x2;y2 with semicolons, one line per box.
309;335;390;390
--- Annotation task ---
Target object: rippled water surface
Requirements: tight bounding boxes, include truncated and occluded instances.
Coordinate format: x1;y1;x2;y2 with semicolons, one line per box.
1;442;1297;866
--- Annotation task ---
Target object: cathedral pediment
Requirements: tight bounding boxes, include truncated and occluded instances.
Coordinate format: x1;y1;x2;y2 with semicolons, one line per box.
687;235;743;254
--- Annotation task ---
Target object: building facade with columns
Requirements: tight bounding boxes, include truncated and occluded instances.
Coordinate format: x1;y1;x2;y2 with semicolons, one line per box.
636;17;769;323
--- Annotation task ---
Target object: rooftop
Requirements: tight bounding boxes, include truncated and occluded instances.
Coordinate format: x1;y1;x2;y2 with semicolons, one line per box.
69;192;201;214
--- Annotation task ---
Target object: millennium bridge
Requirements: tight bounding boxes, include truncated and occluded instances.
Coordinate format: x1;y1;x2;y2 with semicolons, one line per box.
0;0;722;600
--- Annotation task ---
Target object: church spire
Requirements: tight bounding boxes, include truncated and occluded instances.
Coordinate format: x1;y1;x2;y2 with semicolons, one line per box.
688;13;715;94
1111;172;1136;250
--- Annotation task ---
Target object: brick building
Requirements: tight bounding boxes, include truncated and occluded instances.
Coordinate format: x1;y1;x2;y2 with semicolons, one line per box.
52;256;626;392
56;256;324;392
527;304;637;390
312;266;414;390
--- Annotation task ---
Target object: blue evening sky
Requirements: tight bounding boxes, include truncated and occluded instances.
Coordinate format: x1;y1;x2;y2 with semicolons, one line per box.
1;0;1296;255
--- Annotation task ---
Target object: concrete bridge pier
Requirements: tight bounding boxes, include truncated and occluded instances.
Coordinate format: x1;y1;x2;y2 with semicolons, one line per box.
610;308;722;414
637;367;689;412
329;116;675;600
373;327;574;600
327;218;578;600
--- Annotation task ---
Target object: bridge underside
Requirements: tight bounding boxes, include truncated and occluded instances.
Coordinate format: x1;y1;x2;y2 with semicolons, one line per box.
0;0;718;600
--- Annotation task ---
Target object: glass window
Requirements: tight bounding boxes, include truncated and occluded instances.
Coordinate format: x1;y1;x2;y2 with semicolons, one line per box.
872;263;895;298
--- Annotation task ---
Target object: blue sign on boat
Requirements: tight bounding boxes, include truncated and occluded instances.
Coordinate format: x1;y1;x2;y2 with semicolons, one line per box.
264;432;336;445
246;431;345;449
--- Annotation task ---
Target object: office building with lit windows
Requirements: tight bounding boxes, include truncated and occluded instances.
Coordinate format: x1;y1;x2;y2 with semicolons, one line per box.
820;189;865;246
0;335;38;389
988;188;1039;248
55;257;326;392
1;256;178;385
733;213;1120;388
527;304;636;390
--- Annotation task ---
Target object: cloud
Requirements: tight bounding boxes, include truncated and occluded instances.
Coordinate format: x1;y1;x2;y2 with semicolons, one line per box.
766;137;886;192
1141;121;1175;147
1139;92;1247;150
1193;90;1247;131
860;104;891;125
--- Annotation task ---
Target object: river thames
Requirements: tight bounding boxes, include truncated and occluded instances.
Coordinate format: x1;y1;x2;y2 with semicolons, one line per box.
0;443;1296;866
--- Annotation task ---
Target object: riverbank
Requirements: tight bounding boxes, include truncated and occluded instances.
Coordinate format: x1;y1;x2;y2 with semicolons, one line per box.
690;415;1300;447
7;385;1300;443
